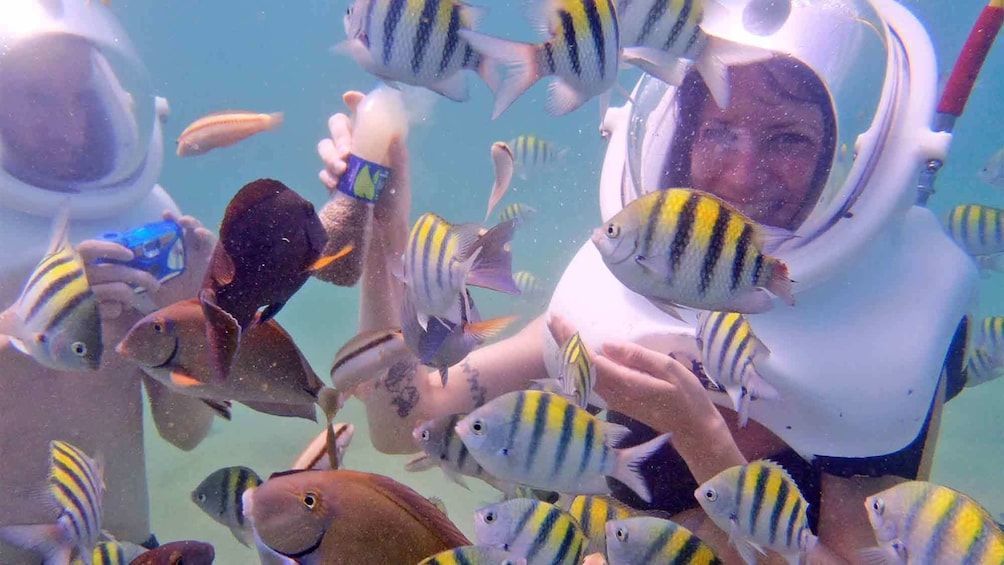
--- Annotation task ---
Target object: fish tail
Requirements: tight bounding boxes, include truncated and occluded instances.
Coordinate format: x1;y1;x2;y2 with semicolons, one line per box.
766;261;795;306
696;36;775;109
266;112;285;130
465;314;518;342
465;220;520;294
0;523;72;565
460;30;543;119
612;432;672;503
306;244;354;272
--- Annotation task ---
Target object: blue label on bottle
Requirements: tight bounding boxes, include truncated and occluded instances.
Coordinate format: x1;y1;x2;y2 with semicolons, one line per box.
335;154;391;203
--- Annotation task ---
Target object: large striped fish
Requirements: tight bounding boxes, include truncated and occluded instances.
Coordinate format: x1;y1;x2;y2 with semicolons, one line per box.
474;498;588;565
863;481;1004;564
509;136;567;180
695;311;778;427
418;545;526;565
0;208;102;371
341;0;498;101
460;0;622;118
605;516;721;565
455;390;670;501
944;204;1004;257
407;413;514;492
0;441;105;565
400;213;519;330
592;188;795;318
564;495;637;556
695;459;816;565
191;466;262;546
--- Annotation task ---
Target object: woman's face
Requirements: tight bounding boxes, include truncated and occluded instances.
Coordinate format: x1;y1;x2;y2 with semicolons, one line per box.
690;64;828;230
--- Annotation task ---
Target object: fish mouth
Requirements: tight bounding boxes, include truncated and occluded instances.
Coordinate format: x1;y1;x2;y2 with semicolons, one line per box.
152;337;180;369
272;531;325;560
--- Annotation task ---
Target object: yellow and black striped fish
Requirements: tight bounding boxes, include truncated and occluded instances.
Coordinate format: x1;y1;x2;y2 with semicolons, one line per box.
695;459;816;565
474;498;587;565
864;480;1004;564
0;209;102;371
980;316;1004;352
606;516;722;565
965;345;1004;388
510;136;567;179
513;271;545;299
945;204;1004;257
592;188;795;318
461;0;621;118
558;332;596;409
418;544;525;565
341;0;497;101
408;413;499;488
565;495;636;556
696;311;778;427
191;466;262;546
498;203;539;227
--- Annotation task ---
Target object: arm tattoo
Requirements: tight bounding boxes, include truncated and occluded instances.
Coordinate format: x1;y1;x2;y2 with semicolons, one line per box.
461;359;488;407
383;359;420;418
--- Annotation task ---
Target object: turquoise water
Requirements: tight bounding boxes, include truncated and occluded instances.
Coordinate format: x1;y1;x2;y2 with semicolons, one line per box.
100;0;1004;562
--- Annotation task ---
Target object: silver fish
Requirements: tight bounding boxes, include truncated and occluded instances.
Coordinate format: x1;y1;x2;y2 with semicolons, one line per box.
191;466;262;546
474;498;588;565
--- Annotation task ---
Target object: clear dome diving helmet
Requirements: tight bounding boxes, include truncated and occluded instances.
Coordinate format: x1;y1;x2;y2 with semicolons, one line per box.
601;0;953;293
0;0;167;219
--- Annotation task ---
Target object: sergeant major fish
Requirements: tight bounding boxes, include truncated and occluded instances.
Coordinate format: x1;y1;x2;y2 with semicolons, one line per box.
0;206;102;371
944;203;1004;257
456;390;671;501
191;466;262;547
407;413;514;493
70;541;146;565
556;331;598;409
509;135;567;180
418;545;526;565
474;498;588;565
0;441;105;565
498;204;539;228
605;516;722;565
564;495;637;557
340;0;498;101
592;188;795;318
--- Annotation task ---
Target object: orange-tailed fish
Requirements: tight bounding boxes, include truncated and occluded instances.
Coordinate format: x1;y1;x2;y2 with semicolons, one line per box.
248;469;470;565
177;111;283;157
485;141;515;221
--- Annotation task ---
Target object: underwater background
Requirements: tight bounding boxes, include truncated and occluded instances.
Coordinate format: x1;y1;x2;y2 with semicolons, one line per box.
99;1;1004;562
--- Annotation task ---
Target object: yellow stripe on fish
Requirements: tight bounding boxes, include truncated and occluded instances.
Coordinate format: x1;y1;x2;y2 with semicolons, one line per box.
945;204;1004;257
474;498;587;565
49;441;104;556
192;466;262;546
606;516;721;565
559;332;595;408
417;545;524;565
566;495;634;556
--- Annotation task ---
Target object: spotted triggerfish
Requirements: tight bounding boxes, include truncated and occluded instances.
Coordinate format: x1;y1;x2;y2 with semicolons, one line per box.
248;469;470;565
200;178;351;381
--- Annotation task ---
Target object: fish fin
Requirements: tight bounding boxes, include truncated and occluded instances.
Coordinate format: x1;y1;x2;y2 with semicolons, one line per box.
209;245;237;286
459;30;543;119
404;453;437;472
306;245;354;272
547;78;591;116
465;315;518;343
602;421;633;446
202;399;233;420
0;309;19;337
734;386;752;428
459;4;488;29
241;400;317;422
466;220;519;294
646;296;687;321
335;38;377;69
266;112;284;130
352;471;471;547
199;288;241;382
529;377;563;394
485;141;515;221
724;289;775;314
258;301;286;326
170;371;203;388
229;524;253;548
754;224;797;254
416;309;431;332
475;51;501;93
858;546;902;565
767;263;795;306
428;73;470;102
442;465;471;489
438;366;449;387
635;254;671;278
587;391;607;412
524;0;554;39
45;199;73;256
621;48;692;86
612;433;672;503
418;318;454;364
0;524;70;565
695;36;776;110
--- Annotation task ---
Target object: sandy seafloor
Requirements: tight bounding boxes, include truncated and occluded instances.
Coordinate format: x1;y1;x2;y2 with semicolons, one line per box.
88;0;1004;562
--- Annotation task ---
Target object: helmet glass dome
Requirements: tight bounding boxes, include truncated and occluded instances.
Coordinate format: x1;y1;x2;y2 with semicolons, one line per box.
0;1;156;194
623;0;887;236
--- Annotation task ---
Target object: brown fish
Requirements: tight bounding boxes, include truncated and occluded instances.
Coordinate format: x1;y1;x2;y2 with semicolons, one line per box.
200;178;350;380
116;298;322;421
250;469;470;565
177;111;283;157
129;541;215;565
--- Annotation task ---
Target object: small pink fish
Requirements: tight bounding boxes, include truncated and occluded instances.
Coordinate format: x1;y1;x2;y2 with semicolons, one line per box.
177;111;283;157
485;141;515;221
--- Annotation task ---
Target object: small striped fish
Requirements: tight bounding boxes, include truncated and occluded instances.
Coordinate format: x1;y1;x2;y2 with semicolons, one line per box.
418;545;526;565
557;332;596;409
564;495;636;556
510;136;567;179
605;516;721;565
695;311;778;427
402;213;519;330
341;0;497;101
461;0;621;118
592;189;795;318
980;316;1004;352
407;413;502;489
71;541;144;565
695;460;816;565
456;390;671;501
329;328;410;394
513;271;545;299
0;209;102;371
863;481;1004;564
176;111;283;157
0;441;105;565
474;498;588;565
945;204;1004;257
498;204;539;227
191;466;262;546
965;345;1004;388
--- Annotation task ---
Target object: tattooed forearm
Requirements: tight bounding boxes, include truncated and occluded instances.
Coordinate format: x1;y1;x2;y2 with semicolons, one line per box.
383;359;420;418
461;359;488;407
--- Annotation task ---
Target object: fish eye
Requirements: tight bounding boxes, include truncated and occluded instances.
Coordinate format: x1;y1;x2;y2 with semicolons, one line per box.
197;493;206;503
471;419;486;435
153;321;166;334
483;511;497;523
871;498;884;515
703;488;718;502
605;223;620;238
615;527;629;542
420;430;430;441
302;492;318;510
71;342;87;356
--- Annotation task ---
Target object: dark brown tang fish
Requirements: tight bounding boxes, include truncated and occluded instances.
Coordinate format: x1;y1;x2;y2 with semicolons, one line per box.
200;178;350;380
249;469;470;565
